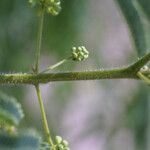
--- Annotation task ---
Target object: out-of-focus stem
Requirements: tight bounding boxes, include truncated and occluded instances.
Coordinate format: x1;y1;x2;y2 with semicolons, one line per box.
34;12;44;73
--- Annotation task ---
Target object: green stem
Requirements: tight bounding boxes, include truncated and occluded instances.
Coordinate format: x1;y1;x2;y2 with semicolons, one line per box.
128;52;150;73
35;12;44;73
0;67;140;84
0;51;150;85
34;10;56;150
137;72;150;85
40;57;72;73
35;85;56;150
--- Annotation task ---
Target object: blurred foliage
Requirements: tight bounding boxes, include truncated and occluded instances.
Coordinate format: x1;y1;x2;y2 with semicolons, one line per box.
116;0;147;57
137;0;150;21
0;130;41;150
116;0;150;149
0;92;24;128
125;85;149;150
0;0;150;150
0;91;41;150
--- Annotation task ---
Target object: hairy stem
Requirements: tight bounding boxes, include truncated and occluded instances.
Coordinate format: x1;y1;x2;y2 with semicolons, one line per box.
128;52;150;73
35;12;44;73
35;85;56;149
0;51;150;85
0;67;144;85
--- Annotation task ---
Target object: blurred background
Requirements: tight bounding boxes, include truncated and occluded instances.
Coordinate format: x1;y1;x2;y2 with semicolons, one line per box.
0;0;149;150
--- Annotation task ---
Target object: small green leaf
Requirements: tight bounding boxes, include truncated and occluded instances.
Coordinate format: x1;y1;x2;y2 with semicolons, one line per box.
0;92;24;128
0;130;41;150
116;0;147;57
137;0;150;21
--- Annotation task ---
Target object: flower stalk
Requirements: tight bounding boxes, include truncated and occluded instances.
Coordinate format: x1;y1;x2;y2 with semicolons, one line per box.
35;85;55;149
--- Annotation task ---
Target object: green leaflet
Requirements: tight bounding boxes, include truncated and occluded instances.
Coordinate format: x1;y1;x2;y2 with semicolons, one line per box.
0;92;24;128
116;0;147;57
137;0;150;21
0;130;41;150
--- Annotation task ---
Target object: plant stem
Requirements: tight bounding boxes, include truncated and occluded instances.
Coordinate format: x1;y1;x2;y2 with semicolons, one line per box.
35;85;56;150
0;51;150;85
137;72;150;85
40;56;72;73
128;52;150;73
34;10;56;150
35;12;44;73
0;67;141;84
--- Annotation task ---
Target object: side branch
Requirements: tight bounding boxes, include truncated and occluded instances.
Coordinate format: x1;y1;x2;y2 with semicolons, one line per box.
128;52;150;73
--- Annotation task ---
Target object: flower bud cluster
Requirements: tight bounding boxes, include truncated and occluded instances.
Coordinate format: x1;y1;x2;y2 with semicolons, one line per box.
29;0;61;16
71;46;89;61
55;136;70;150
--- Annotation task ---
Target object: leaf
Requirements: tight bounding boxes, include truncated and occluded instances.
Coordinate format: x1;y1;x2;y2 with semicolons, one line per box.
0;92;24;128
116;0;147;57
0;130;41;150
137;0;150;21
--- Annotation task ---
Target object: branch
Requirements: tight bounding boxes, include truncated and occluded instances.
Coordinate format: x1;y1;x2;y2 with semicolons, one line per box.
128;52;150;73
0;52;150;85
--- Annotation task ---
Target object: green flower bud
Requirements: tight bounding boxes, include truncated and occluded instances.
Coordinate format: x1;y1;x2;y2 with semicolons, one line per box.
28;0;61;16
55;136;63;144
71;46;89;61
55;135;70;150
62;140;69;147
64;148;70;150
56;144;64;150
47;0;61;16
140;65;149;73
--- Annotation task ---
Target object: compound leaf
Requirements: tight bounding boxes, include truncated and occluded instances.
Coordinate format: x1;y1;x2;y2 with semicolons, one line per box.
0;92;24;128
0;130;41;150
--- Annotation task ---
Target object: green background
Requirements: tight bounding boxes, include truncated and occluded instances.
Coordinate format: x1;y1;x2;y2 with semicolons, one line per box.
0;0;149;150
